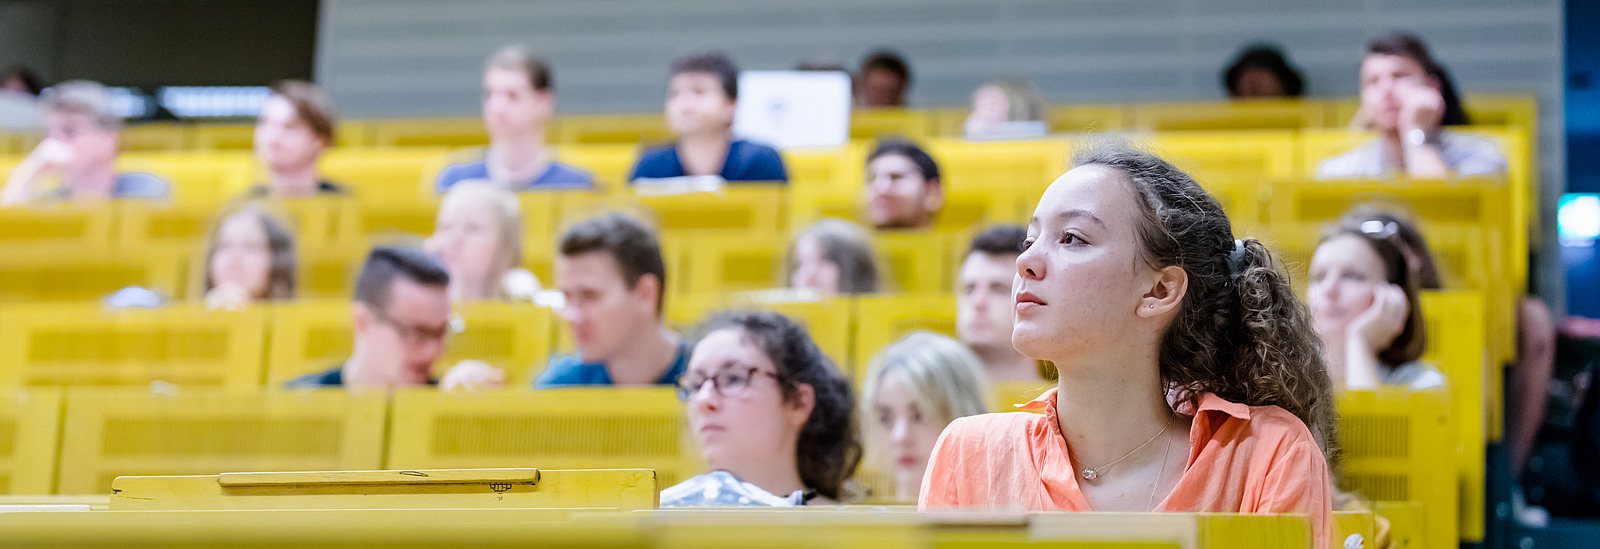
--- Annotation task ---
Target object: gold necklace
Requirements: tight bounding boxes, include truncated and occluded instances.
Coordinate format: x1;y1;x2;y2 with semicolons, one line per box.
1079;416;1171;482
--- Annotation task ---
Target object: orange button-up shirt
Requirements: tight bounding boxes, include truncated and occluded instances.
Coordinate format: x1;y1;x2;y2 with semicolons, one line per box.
920;388;1332;549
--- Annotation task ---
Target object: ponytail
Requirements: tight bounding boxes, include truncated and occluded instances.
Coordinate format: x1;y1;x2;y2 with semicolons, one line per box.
1072;145;1338;464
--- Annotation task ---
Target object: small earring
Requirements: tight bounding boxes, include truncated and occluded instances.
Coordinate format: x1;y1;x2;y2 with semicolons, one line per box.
1148;304;1155;309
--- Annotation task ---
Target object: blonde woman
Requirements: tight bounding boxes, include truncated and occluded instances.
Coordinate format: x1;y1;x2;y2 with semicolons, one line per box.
425;182;538;302
860;332;990;502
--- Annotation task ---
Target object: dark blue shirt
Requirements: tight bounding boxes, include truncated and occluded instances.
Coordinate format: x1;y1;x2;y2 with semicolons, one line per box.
435;160;594;193
629;139;788;183
534;342;690;389
281;363;438;389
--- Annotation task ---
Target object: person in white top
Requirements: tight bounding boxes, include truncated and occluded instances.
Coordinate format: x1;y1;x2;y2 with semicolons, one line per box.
1317;32;1506;180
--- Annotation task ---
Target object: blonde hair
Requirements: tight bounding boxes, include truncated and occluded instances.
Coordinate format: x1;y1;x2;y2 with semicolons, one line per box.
437;182;524;300
859;332;990;467
43;80;121;130
977;79;1046;122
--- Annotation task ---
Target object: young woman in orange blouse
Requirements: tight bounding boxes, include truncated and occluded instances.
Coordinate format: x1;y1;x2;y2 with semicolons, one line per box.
920;145;1337;548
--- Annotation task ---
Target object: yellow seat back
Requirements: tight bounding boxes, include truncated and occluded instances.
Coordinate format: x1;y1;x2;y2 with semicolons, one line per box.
1131;100;1331;131
0;389;62;494
56;388;387;494
852;293;957;382
666;293;854;371
369;117;487;148
387;387;700;488
851;109;930;141
184;124;256;150
634;185;787;233
1337;388;1456;549
0;304;265;388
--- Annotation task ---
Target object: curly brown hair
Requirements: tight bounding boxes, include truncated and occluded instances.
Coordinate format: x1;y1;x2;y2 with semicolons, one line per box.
1073;145;1339;461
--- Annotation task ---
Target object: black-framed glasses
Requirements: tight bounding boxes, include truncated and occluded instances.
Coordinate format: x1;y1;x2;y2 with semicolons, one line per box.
371;307;460;345
675;366;781;402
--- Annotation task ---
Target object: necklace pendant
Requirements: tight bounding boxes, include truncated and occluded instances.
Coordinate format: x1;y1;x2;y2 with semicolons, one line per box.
1081;469;1098;481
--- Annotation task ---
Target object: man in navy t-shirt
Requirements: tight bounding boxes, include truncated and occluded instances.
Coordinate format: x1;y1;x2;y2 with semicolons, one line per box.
435;45;593;193
629;51;787;183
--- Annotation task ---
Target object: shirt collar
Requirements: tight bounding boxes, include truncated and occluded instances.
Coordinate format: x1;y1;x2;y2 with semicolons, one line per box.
1018;387;1251;420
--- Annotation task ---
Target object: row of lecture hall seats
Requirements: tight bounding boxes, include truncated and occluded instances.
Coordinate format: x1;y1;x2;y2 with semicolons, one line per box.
0;387;1450;548
0;291;1485;546
0;94;1538;154
0;503;1394;549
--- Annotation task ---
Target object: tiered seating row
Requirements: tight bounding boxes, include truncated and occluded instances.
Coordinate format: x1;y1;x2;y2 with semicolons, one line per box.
0;94;1535;154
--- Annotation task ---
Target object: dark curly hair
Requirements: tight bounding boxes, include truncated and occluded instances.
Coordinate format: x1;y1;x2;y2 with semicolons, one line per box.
1072;144;1339;462
693;311;862;501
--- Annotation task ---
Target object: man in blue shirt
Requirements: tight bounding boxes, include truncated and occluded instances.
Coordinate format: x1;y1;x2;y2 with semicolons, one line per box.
435;45;593;193
439;213;687;389
629;51;787;183
537;213;687;387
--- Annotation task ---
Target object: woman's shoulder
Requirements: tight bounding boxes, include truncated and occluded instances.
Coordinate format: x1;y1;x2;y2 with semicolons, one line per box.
938;411;1048;450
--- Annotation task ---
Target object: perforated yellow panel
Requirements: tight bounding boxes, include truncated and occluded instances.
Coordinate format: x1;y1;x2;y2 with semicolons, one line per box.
1048;103;1129;133
1337;389;1456;549
56;388;386;495
925;138;1068;196
0;389;62;494
667;293;854;373
1131;100;1333;131
117;152;253;205
635;186;788;233
182;124;255;150
369;117;488;148
553;113;672;146
0;304;265;388
875;232;960;293
850;109;931;141
669;232;788;295
0;205;115;255
852;293;957;383
388;388;701;489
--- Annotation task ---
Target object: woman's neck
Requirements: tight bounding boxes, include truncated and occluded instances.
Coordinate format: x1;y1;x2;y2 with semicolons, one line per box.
974;344;1040;381
1051;345;1175;472
724;443;806;500
268;163;321;198
677;131;731;176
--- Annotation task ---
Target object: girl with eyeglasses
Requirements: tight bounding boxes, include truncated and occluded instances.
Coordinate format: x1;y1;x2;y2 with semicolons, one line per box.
1308;218;1442;390
661;312;860;506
